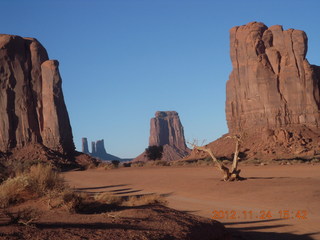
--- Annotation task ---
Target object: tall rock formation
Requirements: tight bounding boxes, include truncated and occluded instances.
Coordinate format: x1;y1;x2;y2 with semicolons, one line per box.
204;22;320;160
133;111;190;162
149;111;188;151
94;139;109;159
226;22;320;132
91;141;96;156
82;138;89;154
83;138;121;161
0;34;74;155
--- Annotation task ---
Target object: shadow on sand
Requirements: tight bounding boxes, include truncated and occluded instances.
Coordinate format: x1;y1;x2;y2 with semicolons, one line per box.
225;218;319;240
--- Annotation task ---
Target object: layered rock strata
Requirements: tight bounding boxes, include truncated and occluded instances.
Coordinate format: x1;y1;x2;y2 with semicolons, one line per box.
0;34;74;155
202;22;320;161
134;111;190;162
226;22;320;132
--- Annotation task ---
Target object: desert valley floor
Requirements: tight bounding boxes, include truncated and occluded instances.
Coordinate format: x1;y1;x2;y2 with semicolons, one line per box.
64;164;320;240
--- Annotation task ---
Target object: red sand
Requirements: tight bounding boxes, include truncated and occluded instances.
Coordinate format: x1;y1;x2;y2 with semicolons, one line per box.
64;164;320;240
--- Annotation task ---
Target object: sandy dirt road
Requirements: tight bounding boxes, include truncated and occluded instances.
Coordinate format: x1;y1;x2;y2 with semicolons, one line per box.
64;164;320;240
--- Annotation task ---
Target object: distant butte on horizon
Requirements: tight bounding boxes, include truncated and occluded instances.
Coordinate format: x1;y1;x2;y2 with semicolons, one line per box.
133;111;190;162
82;138;122;161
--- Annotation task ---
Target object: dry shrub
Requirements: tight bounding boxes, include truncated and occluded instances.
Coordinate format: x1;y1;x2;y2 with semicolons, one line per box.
4;207;41;226
86;163;99;170
94;192;123;205
169;160;190;166
28;164;65;196
0;176;30;208
131;162;145;167
145;160;170;167
0;164;66;208
123;194;167;207
60;190;87;213
103;163;118;170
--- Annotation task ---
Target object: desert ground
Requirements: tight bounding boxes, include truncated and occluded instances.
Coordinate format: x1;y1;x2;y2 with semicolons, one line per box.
64;164;320;240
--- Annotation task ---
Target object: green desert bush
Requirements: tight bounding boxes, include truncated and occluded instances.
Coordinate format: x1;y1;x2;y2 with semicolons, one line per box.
145;145;164;160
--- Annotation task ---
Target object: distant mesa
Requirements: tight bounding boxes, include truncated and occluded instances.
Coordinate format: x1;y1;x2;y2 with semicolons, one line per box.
0;34;87;166
197;22;320;161
133;111;190;162
82;138;122;161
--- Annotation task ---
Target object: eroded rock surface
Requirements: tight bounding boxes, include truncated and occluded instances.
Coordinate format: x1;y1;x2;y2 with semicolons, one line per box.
204;22;320;161
226;22;320;132
134;111;190;162
0;34;74;155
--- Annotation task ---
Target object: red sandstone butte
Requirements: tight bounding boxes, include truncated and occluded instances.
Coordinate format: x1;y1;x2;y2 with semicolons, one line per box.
190;22;320;161
134;111;190;162
0;34;74;156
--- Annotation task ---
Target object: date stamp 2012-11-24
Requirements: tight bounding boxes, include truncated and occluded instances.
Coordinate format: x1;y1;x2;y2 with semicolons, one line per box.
211;210;308;220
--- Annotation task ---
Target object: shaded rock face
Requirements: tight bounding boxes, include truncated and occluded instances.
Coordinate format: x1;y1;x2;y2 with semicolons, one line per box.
226;22;320;132
84;138;121;161
82;138;89;154
94;140;108;159
0;34;74;155
134;111;190;162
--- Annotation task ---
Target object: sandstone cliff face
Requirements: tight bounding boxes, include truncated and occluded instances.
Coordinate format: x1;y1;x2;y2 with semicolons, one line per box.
226;22;320;132
0;34;74;155
201;22;320;161
134;111;190;162
149;111;188;150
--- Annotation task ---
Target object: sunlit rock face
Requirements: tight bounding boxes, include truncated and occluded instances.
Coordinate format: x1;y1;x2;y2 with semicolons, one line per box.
226;22;320;133
201;22;320;161
0;34;74;155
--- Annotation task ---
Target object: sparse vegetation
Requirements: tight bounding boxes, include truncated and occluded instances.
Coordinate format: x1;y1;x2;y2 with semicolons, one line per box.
0;175;30;207
145;160;170;167
94;192;122;205
131;161;145;167
59;190;87;213
93;192;167;207
0;164;65;208
4;207;41;226
124;194;167;206
189;135;245;181
145;145;163;160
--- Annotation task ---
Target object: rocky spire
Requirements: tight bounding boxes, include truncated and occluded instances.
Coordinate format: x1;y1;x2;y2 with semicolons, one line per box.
0;34;74;155
91;141;96;155
82;138;89;154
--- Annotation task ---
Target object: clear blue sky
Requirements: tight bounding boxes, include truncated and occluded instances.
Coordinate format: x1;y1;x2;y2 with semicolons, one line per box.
1;0;320;158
